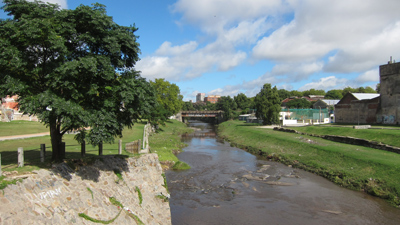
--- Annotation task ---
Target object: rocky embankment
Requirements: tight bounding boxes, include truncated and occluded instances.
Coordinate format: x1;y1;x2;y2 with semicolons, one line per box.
0;154;171;224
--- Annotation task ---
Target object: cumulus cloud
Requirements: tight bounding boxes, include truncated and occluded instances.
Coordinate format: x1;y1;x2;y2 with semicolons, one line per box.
171;0;289;34
253;0;400;71
298;76;348;91
141;0;400;97
356;69;379;83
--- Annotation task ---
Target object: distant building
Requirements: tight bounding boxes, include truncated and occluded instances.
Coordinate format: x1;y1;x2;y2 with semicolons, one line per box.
204;95;220;104
196;93;205;103
313;99;340;109
334;60;400;125
335;93;380;124
308;95;325;101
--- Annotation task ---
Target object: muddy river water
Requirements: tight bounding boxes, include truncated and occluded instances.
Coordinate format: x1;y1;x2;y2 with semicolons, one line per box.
166;121;400;225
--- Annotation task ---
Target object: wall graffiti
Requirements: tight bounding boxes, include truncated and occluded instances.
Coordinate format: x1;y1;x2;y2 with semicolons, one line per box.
24;187;63;202
382;115;396;124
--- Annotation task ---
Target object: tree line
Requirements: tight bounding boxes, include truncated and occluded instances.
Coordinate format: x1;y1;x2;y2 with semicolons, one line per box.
182;85;378;120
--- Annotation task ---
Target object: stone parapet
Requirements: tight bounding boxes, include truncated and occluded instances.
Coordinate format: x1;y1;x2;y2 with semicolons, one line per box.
0;154;171;224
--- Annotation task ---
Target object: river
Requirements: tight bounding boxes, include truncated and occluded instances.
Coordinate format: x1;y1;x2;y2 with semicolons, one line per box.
166;121;400;225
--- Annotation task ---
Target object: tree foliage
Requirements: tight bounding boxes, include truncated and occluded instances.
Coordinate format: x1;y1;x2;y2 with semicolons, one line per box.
216;96;237;120
277;89;291;101
0;0;157;161
149;78;183;122
254;84;281;125
325;89;343;99
285;98;313;109
302;89;326;96
234;93;249;110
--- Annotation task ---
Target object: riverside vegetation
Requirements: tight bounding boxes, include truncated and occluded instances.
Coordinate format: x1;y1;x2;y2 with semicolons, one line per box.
148;120;194;170
218;120;400;207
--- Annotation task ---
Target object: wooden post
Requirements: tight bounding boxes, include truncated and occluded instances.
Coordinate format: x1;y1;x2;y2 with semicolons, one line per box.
142;124;147;149
81;141;86;158
40;144;46;163
99;142;103;156
18;147;24;167
118;139;122;155
0;153;2;177
60;142;66;160
138;139;141;151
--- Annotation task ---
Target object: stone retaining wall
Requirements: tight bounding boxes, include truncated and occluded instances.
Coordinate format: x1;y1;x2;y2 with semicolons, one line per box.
273;127;400;154
0;154;171;224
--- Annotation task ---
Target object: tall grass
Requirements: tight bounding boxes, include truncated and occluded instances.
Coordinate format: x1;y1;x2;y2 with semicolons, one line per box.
218;120;400;207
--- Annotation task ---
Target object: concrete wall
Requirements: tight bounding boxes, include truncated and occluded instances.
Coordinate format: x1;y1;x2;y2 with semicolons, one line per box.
379;62;400;124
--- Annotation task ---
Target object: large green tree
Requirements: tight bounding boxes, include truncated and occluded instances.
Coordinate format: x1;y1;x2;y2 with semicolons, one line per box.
0;0;157;161
254;84;281;125
216;96;237;120
285;98;312;109
234;93;249;110
149;78;183;122
325;89;343;99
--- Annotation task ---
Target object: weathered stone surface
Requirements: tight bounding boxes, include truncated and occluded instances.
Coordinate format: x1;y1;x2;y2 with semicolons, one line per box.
0;154;171;224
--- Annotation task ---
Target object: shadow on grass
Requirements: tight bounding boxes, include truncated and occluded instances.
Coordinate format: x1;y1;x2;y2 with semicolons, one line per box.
236;123;263;127
1;148;132;183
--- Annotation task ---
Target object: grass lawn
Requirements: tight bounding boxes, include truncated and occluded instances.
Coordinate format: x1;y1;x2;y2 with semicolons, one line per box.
218;120;400;207
0;120;49;136
148;120;193;169
290;125;400;147
0;122;146;172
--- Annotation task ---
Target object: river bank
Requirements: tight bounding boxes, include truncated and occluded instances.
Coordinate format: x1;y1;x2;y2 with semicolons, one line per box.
148;120;194;170
217;120;400;207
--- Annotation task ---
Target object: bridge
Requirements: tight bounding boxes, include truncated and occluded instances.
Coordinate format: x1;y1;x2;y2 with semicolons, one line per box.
176;111;224;123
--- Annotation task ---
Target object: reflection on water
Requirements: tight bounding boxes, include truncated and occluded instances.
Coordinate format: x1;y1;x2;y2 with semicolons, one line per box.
166;121;400;225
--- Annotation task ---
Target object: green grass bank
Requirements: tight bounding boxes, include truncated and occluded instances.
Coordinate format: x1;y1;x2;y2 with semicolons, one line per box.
0;120;49;136
218;120;400;207
0;121;146;173
148;120;193;170
291;125;400;147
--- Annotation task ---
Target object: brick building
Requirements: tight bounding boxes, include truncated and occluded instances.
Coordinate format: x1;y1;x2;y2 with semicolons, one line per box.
335;93;380;124
204;95;220;104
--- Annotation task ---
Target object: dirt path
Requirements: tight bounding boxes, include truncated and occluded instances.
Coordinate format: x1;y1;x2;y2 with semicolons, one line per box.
0;132;50;141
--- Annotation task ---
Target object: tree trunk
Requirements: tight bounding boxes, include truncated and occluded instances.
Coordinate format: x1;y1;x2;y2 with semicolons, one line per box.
50;121;63;162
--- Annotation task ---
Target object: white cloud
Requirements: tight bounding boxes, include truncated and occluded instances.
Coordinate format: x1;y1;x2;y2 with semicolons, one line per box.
356;69;379;83
155;41;198;56
171;0;289;34
298;76;348;91
142;0;400;97
28;0;67;8
271;62;323;81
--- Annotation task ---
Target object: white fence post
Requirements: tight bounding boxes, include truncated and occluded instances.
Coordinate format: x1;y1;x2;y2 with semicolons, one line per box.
118;139;122;155
18;147;24;167
142;124;147;149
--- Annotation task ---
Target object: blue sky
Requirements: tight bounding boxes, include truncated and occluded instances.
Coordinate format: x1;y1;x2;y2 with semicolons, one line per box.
2;0;400;101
